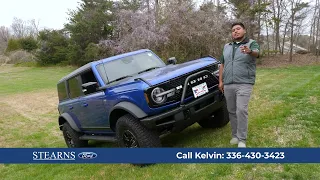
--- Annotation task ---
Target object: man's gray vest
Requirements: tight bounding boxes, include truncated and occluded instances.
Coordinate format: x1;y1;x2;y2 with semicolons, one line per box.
222;39;257;85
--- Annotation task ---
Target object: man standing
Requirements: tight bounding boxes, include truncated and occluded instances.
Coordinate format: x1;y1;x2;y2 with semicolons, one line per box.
218;22;260;148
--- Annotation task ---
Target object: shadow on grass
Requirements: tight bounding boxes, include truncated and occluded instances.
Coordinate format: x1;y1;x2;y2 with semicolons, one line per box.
160;125;222;147
87;123;224;148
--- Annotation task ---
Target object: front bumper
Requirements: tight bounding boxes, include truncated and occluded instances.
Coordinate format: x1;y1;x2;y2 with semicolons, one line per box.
140;89;225;132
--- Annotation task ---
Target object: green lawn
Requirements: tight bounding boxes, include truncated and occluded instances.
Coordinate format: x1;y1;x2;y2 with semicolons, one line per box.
0;65;75;96
0;64;320;179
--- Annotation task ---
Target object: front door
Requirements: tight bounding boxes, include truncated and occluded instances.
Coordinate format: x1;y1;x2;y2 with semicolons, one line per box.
76;69;110;132
78;91;110;131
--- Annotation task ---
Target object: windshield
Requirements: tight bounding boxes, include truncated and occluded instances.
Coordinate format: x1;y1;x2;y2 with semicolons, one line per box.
97;51;165;84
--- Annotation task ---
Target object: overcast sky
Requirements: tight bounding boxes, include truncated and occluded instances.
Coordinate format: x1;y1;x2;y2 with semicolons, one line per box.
0;0;81;30
0;0;314;33
0;0;207;31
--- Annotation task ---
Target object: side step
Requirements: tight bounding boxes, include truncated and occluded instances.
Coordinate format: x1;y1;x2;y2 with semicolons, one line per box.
79;135;118;143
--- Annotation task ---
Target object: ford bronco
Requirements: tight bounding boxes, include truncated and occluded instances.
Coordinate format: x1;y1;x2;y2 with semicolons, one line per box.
57;49;229;148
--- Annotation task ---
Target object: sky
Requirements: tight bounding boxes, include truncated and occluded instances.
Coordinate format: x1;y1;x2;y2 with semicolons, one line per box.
0;0;204;31
0;0;81;30
0;0;314;33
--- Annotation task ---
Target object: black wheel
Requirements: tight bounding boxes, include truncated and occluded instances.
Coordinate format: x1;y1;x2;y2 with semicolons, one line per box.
62;122;88;148
116;114;161;148
197;100;229;128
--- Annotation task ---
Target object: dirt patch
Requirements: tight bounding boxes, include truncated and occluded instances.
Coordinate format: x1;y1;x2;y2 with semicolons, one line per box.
253;164;284;177
0;55;10;65
0;102;29;132
0;89;58;121
258;54;320;68
0;136;5;146
309;96;317;104
0;64;29;74
0;102;17;118
0;90;61;147
248;85;281;119
273;114;315;147
274;124;305;146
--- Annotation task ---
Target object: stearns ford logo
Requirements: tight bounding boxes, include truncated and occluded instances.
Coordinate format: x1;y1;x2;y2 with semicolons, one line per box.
78;152;98;159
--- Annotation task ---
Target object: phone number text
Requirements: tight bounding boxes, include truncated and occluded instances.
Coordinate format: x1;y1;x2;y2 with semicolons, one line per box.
226;152;285;159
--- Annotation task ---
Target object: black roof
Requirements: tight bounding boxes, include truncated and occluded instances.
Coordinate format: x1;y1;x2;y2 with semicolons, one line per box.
57;62;93;84
57;49;152;84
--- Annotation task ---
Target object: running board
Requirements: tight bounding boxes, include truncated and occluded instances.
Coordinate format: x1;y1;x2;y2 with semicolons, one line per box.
79;135;118;142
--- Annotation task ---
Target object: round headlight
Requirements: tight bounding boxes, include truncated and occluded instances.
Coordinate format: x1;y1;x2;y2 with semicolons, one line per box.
151;87;167;104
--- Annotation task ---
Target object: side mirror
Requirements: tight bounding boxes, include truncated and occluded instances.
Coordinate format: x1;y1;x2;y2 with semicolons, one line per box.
81;82;98;94
167;57;177;65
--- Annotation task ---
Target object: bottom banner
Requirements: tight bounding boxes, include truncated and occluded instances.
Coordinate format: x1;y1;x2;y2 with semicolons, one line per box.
0;148;320;164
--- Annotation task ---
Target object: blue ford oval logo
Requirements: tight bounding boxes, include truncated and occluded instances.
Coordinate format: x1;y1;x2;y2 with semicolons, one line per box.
78;152;98;159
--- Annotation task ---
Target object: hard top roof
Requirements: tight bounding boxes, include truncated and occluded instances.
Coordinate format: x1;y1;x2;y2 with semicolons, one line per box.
57;49;151;83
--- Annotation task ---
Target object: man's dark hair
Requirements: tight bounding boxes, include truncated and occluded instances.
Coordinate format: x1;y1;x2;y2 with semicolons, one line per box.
231;22;245;29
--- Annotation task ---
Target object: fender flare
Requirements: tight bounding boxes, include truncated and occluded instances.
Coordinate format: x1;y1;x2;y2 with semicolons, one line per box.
59;113;81;132
110;101;147;119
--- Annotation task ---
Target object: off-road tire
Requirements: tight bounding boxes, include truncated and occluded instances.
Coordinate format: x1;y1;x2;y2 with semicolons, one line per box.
197;100;229;128
116;114;161;148
62;122;88;148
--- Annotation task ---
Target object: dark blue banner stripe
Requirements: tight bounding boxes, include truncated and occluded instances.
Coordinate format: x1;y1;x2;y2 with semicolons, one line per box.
0;148;320;164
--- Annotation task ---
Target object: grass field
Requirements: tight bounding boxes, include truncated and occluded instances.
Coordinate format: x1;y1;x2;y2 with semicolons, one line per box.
1;64;320;179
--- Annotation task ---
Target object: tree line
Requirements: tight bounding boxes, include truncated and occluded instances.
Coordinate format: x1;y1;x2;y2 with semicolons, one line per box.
0;0;319;66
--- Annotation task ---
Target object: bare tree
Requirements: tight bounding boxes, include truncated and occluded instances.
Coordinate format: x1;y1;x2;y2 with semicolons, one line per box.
0;26;10;54
155;0;159;27
10;17;40;38
0;26;10;42
257;0;261;44
271;0;278;52
227;0;255;38
28;19;40;38
281;20;289;54
316;0;320;56
11;17;28;38
270;0;290;53
308;2;318;51
116;0;229;60
288;0;309;62
264;12;270;57
289;1;295;61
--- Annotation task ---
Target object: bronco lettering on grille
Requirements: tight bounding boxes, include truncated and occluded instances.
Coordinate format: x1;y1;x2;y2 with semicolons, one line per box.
175;74;209;90
187;74;209;86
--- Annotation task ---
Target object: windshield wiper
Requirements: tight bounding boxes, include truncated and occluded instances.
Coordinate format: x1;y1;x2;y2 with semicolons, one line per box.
137;67;160;74
108;75;133;84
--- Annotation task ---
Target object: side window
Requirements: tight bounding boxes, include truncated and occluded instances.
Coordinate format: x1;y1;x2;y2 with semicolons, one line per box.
80;70;100;95
97;64;109;84
68;76;83;99
57;81;68;101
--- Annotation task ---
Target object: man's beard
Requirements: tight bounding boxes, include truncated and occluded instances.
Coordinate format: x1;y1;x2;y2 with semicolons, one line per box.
233;35;244;41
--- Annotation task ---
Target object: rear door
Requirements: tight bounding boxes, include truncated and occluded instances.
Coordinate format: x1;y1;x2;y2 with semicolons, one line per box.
64;76;86;129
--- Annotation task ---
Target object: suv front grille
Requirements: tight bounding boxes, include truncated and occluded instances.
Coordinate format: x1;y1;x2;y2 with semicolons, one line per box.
146;64;219;108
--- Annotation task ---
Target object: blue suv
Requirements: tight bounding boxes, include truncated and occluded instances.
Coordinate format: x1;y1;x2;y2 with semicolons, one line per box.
57;49;229;148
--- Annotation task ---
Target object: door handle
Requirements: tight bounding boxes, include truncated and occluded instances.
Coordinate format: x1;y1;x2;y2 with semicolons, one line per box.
82;103;88;107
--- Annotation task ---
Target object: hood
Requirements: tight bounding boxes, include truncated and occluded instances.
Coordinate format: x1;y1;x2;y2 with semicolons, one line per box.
121;57;219;87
